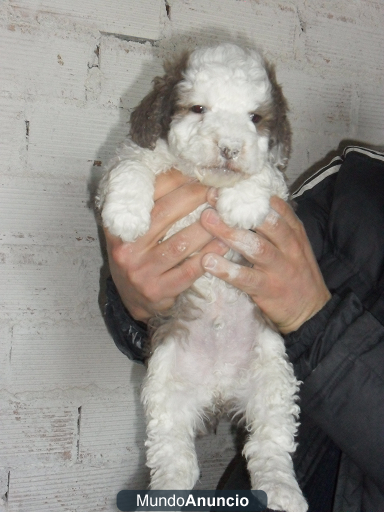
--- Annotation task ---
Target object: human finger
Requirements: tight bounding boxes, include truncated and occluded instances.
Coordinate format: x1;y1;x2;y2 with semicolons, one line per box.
201;252;266;296
133;237;229;314
269;196;303;231
146;181;209;245
200;208;278;267
149;218;219;273
109;220;215;302
207;187;219;207
253;206;300;253
155;238;230;298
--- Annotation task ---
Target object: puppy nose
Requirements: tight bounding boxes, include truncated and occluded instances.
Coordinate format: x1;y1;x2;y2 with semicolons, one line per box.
221;146;239;159
219;144;240;160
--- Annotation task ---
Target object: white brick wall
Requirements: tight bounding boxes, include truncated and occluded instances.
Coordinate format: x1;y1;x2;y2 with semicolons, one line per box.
1;1;383;510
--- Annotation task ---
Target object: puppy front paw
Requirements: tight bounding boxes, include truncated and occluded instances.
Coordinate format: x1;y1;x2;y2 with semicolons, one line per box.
101;201;152;242
217;187;270;229
98;159;156;242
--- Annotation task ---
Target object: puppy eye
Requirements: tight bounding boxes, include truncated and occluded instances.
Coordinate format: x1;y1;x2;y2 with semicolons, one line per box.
250;113;262;124
190;105;206;114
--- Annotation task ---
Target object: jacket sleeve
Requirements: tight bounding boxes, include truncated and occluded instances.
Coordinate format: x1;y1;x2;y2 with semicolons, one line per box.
104;276;148;364
284;290;384;492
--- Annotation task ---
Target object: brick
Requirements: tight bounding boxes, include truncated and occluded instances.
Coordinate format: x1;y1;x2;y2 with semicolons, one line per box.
26;98;130;166
304;0;384;29
79;395;147;467
10;0;162;40
279;67;353;134
9;320;136;393
0;25;94;101
356;85;384;145
79;398;236;490
0;400;77;467
7;463;145;512
0;470;9;511
305;13;384;76
0;176;100;246
0;96;26;172
99;37;164;110
0;323;12;390
0;243;102;321
288;129;338;186
167;0;297;60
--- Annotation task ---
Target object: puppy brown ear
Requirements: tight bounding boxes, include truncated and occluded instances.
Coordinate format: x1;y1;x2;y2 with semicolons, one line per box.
265;63;292;170
129;52;190;149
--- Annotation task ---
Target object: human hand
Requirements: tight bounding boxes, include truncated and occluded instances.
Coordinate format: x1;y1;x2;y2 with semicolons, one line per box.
200;194;331;334
104;169;229;322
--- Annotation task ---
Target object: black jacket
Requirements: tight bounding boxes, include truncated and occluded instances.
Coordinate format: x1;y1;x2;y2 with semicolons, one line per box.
104;147;384;511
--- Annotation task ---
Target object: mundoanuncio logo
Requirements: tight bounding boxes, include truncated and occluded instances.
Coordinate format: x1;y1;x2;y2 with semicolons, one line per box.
117;490;267;511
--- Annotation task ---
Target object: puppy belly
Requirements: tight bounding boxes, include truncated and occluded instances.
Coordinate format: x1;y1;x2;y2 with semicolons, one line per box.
172;287;264;397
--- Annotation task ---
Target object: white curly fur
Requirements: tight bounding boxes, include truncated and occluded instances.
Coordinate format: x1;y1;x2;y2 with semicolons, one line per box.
97;43;307;512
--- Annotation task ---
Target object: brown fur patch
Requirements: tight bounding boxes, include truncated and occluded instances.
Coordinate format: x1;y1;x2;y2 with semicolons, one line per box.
129;52;190;149
264;62;292;169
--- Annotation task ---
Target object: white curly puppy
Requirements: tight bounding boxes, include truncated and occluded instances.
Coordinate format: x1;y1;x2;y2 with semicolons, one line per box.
97;43;307;512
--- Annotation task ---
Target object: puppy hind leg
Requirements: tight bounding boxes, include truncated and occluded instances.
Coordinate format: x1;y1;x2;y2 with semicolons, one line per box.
144;396;203;489
241;329;307;512
142;356;206;490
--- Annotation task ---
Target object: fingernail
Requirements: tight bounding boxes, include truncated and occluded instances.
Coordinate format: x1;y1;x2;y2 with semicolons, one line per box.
265;209;280;226
217;239;228;249
203;255;217;270
204;209;220;225
207;187;219;202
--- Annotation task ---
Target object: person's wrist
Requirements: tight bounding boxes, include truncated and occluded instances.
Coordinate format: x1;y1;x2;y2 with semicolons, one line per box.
279;289;332;334
108;276;149;324
129;307;150;325
119;297;150;324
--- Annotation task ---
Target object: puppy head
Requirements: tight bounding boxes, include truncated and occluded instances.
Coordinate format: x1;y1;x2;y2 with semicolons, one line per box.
130;43;291;186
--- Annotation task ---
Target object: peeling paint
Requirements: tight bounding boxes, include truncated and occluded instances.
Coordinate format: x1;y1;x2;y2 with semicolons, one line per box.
88;44;100;69
165;0;171;20
25;120;30;152
76;406;82;461
296;8;306;33
100;31;158;46
2;471;10;503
